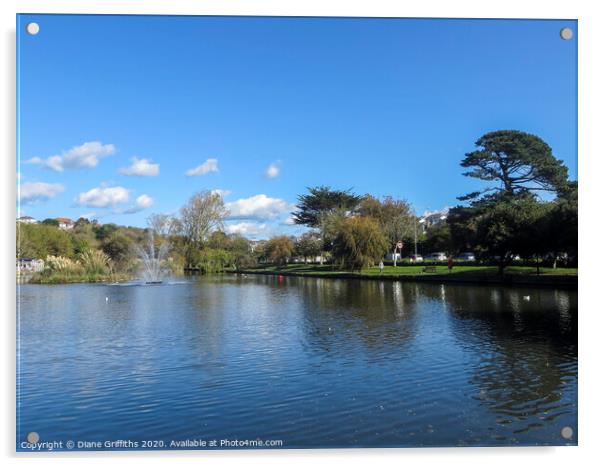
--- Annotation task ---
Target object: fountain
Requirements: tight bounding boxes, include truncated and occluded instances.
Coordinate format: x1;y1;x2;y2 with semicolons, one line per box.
135;231;170;284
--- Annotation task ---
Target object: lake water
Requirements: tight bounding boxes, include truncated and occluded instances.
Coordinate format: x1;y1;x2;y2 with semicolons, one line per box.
17;275;577;450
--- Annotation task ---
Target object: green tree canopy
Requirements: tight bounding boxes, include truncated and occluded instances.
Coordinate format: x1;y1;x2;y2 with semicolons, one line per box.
358;195;414;259
295;232;323;261
332;216;388;271
264;236;295;266
292;186;362;228
459;130;569;201
101;231;134;266
472;193;549;272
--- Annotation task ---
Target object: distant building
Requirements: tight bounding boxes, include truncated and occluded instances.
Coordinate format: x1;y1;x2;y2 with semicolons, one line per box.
17;258;44;273
17;216;37;224
293;256;324;264
419;208;450;232
56;217;74;230
248;240;266;253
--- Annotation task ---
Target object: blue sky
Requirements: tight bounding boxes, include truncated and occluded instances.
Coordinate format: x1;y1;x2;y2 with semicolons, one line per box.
17;15;577;239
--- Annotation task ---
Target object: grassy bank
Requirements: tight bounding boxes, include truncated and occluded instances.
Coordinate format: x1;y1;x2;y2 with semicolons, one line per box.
233;263;577;287
24;271;132;284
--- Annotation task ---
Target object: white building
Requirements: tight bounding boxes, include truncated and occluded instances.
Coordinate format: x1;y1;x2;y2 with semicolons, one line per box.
17;216;37;224
419;208;450;232
56;217;74;230
17;258;44;273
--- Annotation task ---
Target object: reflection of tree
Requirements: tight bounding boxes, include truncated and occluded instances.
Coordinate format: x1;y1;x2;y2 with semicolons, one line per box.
294;278;420;357
442;285;577;436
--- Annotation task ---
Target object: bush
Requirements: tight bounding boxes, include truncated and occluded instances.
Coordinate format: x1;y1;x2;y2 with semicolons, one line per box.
79;249;111;275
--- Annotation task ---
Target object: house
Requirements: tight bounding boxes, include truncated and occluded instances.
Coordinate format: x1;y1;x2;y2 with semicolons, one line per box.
17;258;45;273
56;217;74;230
17;216;37;224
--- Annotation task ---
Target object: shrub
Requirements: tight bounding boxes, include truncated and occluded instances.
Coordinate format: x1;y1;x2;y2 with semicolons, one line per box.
79;249;111;275
45;255;82;273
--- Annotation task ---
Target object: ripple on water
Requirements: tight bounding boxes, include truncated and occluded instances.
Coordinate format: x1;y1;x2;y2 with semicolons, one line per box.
17;277;577;447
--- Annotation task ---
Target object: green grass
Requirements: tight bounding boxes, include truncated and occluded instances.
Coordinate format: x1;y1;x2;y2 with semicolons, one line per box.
240;263;577;278
27;271;131;284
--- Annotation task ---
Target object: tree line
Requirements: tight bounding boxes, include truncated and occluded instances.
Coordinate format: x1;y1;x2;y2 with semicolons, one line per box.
18;130;577;279
266;130;577;273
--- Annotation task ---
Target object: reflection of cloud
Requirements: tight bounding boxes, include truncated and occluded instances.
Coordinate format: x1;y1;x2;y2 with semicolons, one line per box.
26;141;115;172
20;182;65;204
186;158;218;176
119;157;159;176
265;161;280;178
76;185;129;208
227;194;292;221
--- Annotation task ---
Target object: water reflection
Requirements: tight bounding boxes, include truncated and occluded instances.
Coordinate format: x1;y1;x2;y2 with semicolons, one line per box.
17;276;577;449
441;285;577;443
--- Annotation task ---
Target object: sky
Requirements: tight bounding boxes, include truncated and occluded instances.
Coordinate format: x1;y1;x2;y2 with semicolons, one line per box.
17;15;577;239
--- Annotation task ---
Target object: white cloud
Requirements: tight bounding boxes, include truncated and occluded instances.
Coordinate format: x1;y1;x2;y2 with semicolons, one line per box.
76;185;130;208
121;194;155;214
19;182;65;204
26;141;116;172
226;194;293;221
282;216;296;225
210;189;232;197
225;221;270;238
265;161;280;178
119;157;159;176
185;158;219;176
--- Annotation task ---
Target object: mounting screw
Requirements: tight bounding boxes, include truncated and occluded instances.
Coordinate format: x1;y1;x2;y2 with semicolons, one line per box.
26;22;40;36
560;28;573;40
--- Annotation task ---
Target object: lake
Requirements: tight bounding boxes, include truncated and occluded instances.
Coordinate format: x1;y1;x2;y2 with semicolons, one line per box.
17;275;577;450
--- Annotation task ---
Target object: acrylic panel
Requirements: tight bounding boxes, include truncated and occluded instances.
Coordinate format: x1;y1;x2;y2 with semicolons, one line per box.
16;14;578;451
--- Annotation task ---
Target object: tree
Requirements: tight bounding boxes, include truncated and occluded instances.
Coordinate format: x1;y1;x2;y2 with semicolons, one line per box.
447;206;479;254
292;186;363;227
264;236;295;266
542;181;578;267
295;232;323;262
459;130;569;201
292;186;362;264
226;234;255;269
332;216;388;271
95;223;118;241
147;213;178;237
41;218;59;227
17;223;73;259
71;219;99;255
472;193;547;274
101;232;134;268
180;191;228;246
423;222;454;255
358;195;413;266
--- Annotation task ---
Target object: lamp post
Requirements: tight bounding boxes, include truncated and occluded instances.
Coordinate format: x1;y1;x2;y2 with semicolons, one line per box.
415;216;426;257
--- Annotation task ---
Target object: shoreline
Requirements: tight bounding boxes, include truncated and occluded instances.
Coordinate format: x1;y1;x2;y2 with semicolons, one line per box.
19;269;578;289
229;268;578;289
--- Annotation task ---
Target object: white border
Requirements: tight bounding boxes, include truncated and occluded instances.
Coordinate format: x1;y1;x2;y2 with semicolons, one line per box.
2;1;600;465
